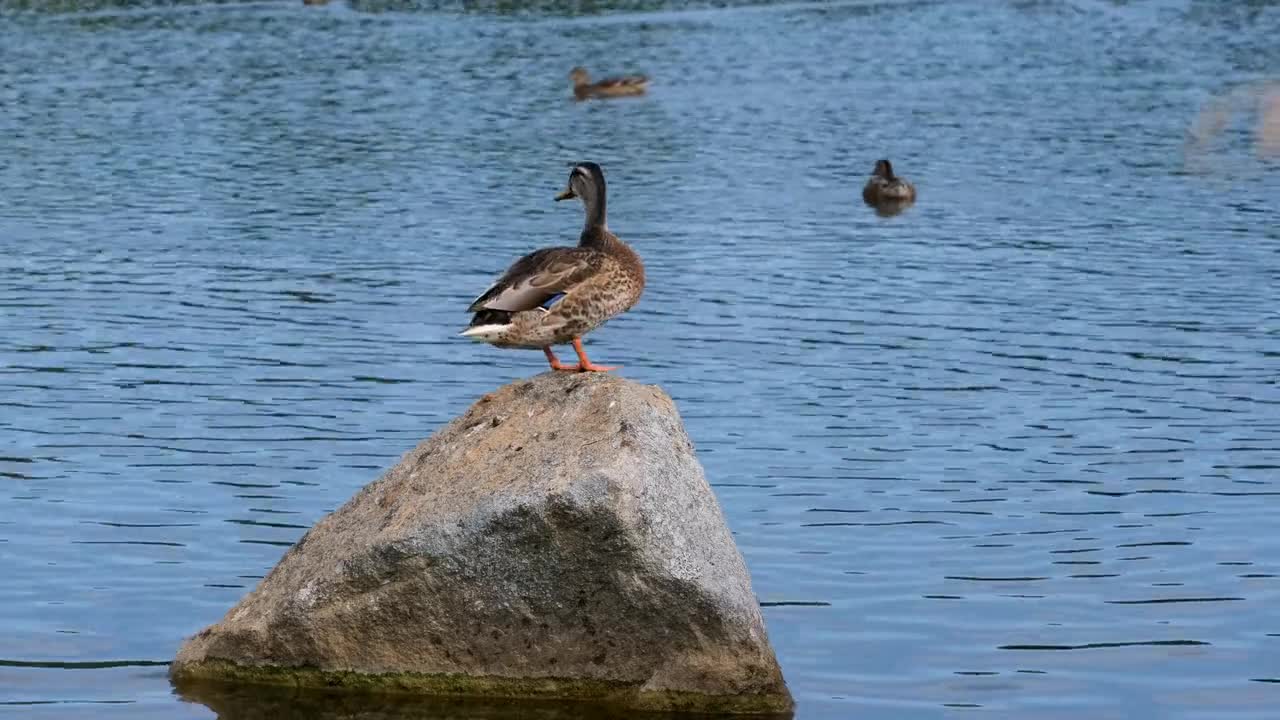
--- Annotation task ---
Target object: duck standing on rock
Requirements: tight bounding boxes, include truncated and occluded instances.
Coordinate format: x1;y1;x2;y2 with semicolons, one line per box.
570;67;649;100
461;162;645;373
862;159;917;205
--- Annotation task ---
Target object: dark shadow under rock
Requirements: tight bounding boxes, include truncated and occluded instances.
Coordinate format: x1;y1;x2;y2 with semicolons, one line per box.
177;678;793;720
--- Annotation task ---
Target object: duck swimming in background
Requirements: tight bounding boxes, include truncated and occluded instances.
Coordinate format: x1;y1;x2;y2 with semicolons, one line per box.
461;163;645;373
862;159;917;205
570;67;649;101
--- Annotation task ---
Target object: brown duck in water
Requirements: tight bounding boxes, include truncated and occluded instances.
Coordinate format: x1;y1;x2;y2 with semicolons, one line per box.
862;159;917;205
570;67;649;101
461;162;645;373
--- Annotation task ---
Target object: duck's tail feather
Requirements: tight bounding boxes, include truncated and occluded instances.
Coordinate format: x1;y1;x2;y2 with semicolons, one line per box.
460;309;513;342
459;324;511;342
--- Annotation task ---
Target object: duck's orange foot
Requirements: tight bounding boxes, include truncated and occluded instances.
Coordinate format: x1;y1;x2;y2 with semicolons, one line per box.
543;340;621;373
543;346;580;372
570;337;619;373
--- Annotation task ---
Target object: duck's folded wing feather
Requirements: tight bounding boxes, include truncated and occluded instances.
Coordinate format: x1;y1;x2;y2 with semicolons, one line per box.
599;75;648;88
468;247;604;312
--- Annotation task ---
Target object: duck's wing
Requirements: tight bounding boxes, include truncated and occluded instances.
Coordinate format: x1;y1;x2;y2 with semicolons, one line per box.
861;179;881;203
468;247;605;313
598;74;648;88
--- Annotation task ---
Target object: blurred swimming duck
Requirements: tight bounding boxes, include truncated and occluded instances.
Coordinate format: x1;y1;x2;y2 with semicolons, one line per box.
461;162;645;373
570;67;649;100
862;159;917;205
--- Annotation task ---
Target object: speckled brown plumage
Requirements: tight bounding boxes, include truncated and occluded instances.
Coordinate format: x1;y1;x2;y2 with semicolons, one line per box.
862;159;917;205
462;163;644;372
570;67;649;101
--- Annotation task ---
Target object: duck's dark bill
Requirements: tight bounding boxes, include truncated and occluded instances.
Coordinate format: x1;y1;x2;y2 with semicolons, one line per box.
555;188;576;201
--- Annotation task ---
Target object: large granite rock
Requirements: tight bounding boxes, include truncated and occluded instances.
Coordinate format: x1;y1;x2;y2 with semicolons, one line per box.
171;372;792;715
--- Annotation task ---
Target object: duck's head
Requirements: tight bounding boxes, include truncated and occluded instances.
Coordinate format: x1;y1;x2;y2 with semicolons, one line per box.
569;67;591;86
555;162;606;203
872;159;896;180
556;162;607;227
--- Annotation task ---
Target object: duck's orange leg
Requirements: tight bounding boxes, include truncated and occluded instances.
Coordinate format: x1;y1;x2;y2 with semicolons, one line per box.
571;337;620;372
543;346;581;372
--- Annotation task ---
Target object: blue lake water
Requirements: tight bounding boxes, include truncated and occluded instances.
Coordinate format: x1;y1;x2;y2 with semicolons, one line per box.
1;0;1278;718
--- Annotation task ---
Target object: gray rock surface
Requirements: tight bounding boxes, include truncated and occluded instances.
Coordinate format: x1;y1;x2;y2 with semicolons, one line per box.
171;372;792;715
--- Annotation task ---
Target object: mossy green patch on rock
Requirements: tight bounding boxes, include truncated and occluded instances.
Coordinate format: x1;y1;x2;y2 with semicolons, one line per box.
171;658;793;715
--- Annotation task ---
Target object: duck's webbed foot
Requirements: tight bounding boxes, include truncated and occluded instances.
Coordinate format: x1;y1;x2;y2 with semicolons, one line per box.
543;346;582;372
570;337;620;372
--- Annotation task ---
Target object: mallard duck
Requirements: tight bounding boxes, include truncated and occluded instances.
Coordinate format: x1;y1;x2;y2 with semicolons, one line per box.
461;162;645;373
570;67;649;101
862;159;917;204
